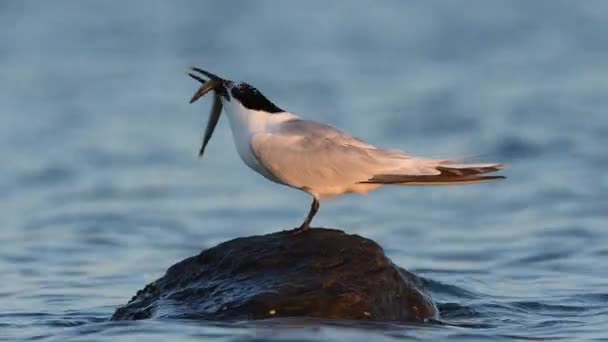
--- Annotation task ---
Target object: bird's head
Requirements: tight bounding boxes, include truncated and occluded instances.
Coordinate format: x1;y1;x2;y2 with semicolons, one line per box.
188;66;283;157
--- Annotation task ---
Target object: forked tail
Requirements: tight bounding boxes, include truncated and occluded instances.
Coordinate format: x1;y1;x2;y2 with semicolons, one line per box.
361;163;505;186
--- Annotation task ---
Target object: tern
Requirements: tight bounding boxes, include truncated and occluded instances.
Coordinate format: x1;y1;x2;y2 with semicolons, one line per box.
187;67;504;234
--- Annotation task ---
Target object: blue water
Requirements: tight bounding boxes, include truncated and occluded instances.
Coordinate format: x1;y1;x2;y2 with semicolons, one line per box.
1;1;607;340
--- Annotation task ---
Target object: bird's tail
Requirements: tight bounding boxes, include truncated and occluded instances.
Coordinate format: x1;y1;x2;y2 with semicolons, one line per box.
361;162;505;186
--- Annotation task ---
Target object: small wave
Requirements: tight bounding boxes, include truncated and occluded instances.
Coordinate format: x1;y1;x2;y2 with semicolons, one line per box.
420;277;481;300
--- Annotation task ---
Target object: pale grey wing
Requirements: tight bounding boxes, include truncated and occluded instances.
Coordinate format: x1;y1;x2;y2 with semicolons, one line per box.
249;119;428;191
274;119;378;150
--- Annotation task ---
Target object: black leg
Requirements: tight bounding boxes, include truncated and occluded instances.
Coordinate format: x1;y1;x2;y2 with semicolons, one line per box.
292;198;319;235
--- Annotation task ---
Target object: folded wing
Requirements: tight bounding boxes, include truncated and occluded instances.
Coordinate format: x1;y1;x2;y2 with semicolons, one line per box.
250;119;453;191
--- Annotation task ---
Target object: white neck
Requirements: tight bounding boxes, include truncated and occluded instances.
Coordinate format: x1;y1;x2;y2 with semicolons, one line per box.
221;99;275;173
222;98;272;136
219;98;298;181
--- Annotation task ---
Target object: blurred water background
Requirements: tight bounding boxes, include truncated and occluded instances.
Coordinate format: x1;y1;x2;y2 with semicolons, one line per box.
1;1;607;340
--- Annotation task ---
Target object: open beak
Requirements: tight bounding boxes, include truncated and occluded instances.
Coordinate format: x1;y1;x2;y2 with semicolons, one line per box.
188;67;226;157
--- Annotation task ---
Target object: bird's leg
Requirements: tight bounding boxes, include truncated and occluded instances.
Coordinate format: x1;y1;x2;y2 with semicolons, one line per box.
291;198;319;235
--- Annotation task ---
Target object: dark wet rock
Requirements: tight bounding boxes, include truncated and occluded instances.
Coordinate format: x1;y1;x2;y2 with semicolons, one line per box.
112;228;438;322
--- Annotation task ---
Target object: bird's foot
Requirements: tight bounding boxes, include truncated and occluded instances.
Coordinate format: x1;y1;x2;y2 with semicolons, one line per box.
290;224;310;235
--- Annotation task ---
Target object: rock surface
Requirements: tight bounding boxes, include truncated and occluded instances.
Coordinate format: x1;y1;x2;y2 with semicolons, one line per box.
112;228;438;322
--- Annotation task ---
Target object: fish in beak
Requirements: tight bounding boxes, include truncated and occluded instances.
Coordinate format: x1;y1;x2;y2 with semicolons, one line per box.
187;67;227;157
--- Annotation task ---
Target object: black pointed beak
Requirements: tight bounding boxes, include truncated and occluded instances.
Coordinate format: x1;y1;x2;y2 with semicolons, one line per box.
188;67;225;104
188;67;227;158
190;67;223;81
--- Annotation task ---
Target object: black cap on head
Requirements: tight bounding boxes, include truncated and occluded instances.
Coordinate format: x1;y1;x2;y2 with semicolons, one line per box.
230;82;283;113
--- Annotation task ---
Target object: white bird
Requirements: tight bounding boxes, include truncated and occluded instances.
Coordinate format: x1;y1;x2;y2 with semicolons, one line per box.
187;67;504;234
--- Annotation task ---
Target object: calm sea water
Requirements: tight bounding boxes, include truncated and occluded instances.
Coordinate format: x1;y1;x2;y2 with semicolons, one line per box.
1;1;607;340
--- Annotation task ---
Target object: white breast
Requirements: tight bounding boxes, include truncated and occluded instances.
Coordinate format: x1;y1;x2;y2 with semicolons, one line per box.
221;98;296;183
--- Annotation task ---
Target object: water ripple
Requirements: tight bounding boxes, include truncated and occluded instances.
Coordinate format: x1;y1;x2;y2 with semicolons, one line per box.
1;1;607;341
